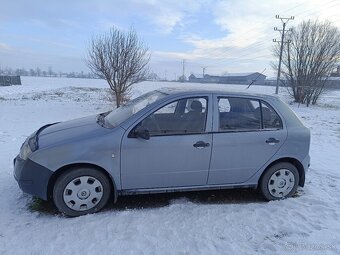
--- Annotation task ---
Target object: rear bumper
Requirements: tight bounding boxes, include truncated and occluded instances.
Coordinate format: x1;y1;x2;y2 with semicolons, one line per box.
299;154;310;187
14;155;53;200
302;154;310;173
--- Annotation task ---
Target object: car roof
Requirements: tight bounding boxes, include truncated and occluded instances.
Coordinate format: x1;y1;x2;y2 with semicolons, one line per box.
157;87;279;100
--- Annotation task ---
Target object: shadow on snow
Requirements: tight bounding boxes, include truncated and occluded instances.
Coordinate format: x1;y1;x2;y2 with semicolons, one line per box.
28;188;267;216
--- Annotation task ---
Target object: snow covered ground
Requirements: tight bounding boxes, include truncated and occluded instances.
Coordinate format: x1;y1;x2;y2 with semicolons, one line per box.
0;76;339;255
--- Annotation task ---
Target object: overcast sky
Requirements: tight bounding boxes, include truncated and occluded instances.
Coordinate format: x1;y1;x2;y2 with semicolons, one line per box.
0;0;339;78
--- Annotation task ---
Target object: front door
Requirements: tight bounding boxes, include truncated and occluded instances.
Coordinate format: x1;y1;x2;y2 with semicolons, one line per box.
121;95;213;190
208;96;287;185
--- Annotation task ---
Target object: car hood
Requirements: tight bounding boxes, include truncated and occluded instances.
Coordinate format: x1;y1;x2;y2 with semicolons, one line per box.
37;115;113;149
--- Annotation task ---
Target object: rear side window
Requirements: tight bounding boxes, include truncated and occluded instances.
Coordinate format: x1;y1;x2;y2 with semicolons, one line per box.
217;97;283;132
218;97;261;131
261;101;283;129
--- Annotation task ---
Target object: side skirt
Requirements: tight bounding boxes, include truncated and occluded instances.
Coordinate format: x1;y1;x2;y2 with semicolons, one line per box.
119;183;258;196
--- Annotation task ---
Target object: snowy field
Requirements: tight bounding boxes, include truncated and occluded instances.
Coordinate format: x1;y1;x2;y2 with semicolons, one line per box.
0;76;339;255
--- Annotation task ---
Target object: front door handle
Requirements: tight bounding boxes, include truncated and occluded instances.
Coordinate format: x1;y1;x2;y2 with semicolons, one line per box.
266;138;280;145
193;141;210;148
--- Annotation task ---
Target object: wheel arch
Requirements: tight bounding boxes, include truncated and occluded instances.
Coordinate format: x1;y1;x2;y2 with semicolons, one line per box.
47;163;118;202
260;157;305;187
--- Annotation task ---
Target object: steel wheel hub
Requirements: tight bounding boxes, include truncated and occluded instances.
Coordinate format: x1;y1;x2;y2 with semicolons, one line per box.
77;189;90;200
277;179;286;188
268;169;295;198
63;176;104;211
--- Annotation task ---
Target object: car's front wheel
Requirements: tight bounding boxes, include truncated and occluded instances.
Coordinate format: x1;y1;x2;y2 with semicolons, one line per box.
260;162;299;200
53;167;112;217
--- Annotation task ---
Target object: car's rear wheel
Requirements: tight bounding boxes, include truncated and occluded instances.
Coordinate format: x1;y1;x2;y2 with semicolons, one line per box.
53;167;111;217
260;162;299;200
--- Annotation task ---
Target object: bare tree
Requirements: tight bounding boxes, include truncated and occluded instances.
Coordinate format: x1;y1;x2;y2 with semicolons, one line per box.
87;27;150;107
273;20;340;106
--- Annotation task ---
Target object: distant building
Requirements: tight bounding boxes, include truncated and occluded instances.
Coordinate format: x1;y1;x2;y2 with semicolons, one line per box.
201;74;222;83
188;72;266;85
188;74;204;82
326;77;340;89
264;77;277;86
330;65;340;77
0;75;21;86
265;76;340;89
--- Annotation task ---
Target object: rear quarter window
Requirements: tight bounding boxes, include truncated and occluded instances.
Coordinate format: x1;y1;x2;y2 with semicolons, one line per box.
261;101;283;129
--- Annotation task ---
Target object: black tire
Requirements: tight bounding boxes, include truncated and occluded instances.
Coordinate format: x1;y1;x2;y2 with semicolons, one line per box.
53;167;112;217
260;162;299;201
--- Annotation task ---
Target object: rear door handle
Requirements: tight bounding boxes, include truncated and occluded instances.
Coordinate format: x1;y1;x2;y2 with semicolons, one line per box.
193;141;210;148
266;138;280;145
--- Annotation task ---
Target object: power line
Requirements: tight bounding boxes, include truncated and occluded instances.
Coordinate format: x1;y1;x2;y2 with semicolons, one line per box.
191;0;338;71
218;54;273;66
279;1;309;13
293;0;339;18
201;0;319;58
197;39;271;69
206;43;272;68
214;1;313;48
187;1;338;75
208;0;338;57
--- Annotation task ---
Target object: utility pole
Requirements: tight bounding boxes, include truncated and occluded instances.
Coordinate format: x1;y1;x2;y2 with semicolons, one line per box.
181;59;186;82
201;66;207;77
273;15;294;94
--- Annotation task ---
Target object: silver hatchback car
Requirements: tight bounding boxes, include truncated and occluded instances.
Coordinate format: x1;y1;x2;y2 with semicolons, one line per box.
14;88;310;216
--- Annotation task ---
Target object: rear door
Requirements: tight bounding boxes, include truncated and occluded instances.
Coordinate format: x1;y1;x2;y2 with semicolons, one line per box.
208;95;287;185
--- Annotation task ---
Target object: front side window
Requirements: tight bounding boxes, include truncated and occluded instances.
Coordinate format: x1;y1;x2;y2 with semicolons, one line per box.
218;97;261;131
139;97;208;136
105;90;167;127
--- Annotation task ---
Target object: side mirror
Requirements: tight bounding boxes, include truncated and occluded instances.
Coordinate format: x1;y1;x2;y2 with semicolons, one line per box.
134;125;150;140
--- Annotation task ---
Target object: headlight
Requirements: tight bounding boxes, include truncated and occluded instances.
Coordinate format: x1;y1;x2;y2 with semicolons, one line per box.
28;136;38;151
19;142;32;160
19;135;38;160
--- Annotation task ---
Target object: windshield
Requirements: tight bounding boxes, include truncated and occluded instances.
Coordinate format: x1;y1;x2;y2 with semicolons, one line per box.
104;90;167;127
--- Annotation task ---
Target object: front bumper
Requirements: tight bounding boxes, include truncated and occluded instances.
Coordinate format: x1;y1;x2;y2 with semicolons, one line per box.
14;155;53;200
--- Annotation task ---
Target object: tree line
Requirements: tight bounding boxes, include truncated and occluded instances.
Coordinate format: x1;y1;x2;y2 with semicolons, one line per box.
0;66;97;79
